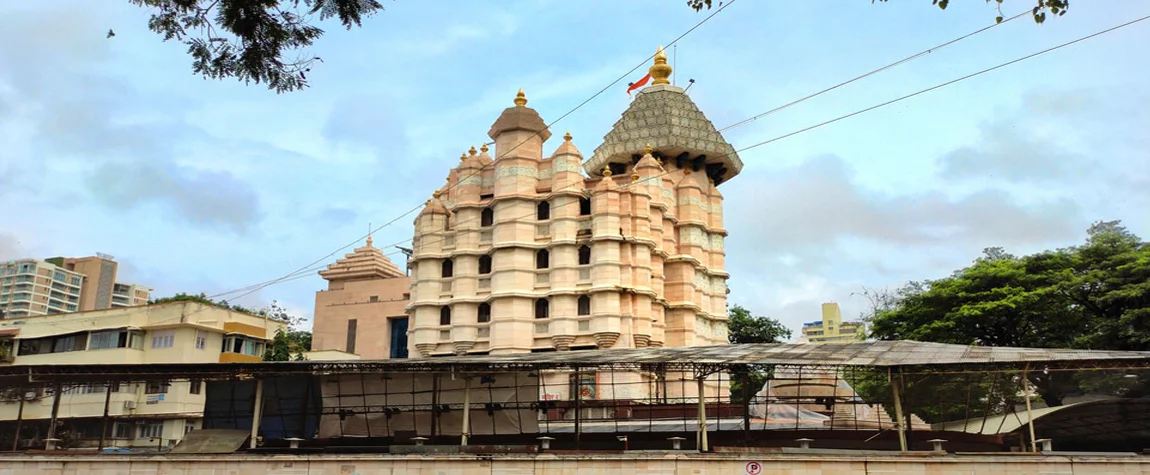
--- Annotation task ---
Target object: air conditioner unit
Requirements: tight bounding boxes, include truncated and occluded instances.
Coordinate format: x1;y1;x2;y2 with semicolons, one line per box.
123;400;137;410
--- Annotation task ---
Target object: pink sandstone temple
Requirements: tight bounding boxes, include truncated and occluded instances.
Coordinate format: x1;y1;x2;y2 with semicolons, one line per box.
406;46;742;382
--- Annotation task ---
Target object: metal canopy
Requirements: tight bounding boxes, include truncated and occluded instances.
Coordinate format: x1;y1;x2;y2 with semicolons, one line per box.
2;341;1149;384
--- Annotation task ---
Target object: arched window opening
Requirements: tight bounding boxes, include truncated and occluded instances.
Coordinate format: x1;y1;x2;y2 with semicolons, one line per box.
481;208;494;227
477;303;491;323
577;295;591;316
536;249;550;269
441;259;454;278
534;299;549;319
478;255;492;274
579;197;591;216
578;245;591;265
537;201;550;220
439;307;452;326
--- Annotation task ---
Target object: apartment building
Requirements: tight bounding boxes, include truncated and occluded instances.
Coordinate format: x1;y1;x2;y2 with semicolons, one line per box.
801;303;866;344
0;254;151;318
0;301;285;450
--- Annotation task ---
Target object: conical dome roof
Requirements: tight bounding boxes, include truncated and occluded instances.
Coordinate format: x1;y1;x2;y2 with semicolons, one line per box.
585;84;742;184
318;237;405;281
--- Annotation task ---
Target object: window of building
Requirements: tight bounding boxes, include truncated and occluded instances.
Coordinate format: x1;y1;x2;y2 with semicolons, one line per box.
189;379;202;395
346;319;357;354
478;255;492;274
145;381;170;394
579;197;591;216
578;295;591;316
439;307;452;326
140;422;163;439
53;271;66;282
536;249;549;269
17;332;88;355
194;330;207;350
477;303;491;323
441;259;454;278
578;245;592;265
535;299;549;319
537;201;550;220
112;422;134;439
151;330;175;349
221;335;265;356
481;208;494;227
90;329;144;350
369;295;379;302
71;276;81;286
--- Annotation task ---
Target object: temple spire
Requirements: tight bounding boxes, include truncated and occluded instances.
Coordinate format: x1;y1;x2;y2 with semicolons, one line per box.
366;222;373;247
650;46;672;85
514;88;528;107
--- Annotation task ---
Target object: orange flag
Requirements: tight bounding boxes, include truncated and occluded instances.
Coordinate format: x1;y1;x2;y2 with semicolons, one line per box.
626;73;651;95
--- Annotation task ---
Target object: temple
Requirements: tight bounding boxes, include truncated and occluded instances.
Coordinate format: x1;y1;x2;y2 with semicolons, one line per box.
406;47;741;399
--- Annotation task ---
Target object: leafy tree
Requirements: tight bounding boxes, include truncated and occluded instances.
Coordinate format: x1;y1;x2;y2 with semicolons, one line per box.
869;220;1150;407
728;304;792;345
128;0;384;92
726;304;791;403
262;300;311;361
689;0;1069;24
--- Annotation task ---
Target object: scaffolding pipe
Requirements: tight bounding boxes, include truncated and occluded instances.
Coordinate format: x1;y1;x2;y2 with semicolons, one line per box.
11;393;24;451
98;383;113;451
1023;365;1038;452
46;382;62;444
890;368;907;452
461;377;471;446
250;379;264;450
697;376;708;452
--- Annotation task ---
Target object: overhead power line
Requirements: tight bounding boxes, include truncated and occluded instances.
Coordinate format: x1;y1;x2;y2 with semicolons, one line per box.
208;1;740;301
717;10;1030;133
213;11;1150;301
733;13;1150;154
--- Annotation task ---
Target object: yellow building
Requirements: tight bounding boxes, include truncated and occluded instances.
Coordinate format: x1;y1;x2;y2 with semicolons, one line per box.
801;303;865;344
0;301;285;449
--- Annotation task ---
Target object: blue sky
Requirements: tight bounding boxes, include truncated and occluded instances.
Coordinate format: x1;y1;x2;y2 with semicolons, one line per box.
1;0;1147;337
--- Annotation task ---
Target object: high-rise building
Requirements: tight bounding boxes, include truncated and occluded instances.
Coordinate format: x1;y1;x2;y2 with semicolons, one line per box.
801;303;866;344
0;301;285;449
0;255;151;318
311;236;412;360
406;48;740;399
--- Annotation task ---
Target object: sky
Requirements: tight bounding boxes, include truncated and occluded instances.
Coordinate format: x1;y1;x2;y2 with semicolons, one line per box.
1;0;1147;338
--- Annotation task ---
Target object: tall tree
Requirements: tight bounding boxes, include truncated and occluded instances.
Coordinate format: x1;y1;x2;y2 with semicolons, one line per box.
726;304;791;403
869;220;1150;406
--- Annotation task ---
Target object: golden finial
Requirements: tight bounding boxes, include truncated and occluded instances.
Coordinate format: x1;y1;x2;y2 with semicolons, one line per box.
644;143;652;155
514;88;528;107
564;131;573;142
631;172;641;182
683;168;691;175
460;152;467;161
649;46;672;86
602;165;613;177
480;143;489;153
433;190;441;198
469;145;477;156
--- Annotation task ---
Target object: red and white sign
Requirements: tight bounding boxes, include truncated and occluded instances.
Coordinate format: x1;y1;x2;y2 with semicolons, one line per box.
745;461;763;475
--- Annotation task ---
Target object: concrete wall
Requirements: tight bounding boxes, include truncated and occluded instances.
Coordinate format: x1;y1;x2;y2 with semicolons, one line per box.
313;276;410;359
0;453;1147;474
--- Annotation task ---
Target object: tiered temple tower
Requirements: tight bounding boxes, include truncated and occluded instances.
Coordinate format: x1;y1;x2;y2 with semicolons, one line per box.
407;47;742;399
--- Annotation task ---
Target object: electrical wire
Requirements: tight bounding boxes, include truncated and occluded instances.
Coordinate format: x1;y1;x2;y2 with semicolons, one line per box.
207;1;739;302
210;10;1150;300
732;13;1150;154
717;9;1030;133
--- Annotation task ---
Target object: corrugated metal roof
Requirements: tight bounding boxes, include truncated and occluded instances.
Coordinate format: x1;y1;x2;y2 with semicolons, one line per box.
2;341;1148;382
412;340;1150;368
